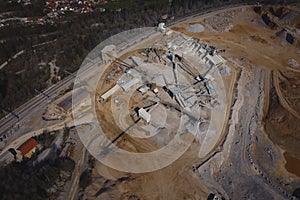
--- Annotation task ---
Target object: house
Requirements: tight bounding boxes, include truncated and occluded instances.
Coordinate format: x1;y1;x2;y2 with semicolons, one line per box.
17;138;39;159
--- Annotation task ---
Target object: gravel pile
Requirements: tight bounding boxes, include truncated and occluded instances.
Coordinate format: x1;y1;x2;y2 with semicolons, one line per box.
288;59;299;69
186;24;205;33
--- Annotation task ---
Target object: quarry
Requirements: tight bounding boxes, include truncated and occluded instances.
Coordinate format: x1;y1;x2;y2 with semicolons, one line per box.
71;5;300;199
0;3;299;200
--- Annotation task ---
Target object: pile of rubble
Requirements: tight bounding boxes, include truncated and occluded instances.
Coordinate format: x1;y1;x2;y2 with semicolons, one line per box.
218;65;231;76
288;59;299;69
203;10;236;33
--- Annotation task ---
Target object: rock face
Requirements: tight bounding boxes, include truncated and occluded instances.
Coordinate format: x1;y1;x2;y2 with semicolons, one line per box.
262;13;271;26
293;188;300;199
288;59;299;69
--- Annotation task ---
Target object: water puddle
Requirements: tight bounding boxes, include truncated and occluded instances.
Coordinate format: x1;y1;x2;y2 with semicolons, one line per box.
284;152;300;178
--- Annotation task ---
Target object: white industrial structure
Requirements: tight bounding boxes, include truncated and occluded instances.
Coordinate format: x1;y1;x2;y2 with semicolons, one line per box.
138;108;151;123
125;68;141;78
138;86;148;94
100;84;121;101
198;47;206;59
120;77;141;91
158;23;166;33
205;54;225;67
98;31;227;113
101;44;117;63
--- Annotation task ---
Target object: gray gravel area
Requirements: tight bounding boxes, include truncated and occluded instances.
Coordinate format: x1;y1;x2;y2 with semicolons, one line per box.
186;24;205;33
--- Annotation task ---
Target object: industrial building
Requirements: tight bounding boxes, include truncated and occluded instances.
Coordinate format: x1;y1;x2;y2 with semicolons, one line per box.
205;54;225;67
101;84;121;101
125;68;141;78
198;47;207;59
120;77;141;91
158;23;166;33
56;88;89;113
137;86;149;94
57;93;73;113
98;30;226;126
138;108;151;123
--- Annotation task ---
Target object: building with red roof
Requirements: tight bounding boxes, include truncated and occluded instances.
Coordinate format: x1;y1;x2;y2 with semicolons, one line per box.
17;138;39;159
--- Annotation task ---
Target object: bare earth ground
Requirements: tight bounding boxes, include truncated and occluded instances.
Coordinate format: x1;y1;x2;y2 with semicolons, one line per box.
173;5;300;176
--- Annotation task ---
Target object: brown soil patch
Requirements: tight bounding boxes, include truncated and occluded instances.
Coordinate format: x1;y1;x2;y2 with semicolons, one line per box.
284;152;300;177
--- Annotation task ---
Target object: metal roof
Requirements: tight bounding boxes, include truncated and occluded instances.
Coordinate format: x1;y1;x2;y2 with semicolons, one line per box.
206;54;225;66
138;108;151;123
57;88;89;111
120;77;141;91
101;84;121;100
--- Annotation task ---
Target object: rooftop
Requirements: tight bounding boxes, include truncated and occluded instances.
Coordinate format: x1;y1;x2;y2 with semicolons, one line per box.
57;88;89;111
206;54;225;66
17;138;38;156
